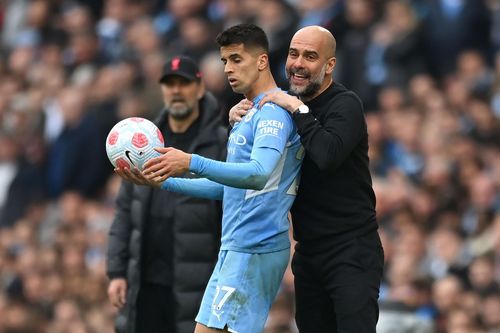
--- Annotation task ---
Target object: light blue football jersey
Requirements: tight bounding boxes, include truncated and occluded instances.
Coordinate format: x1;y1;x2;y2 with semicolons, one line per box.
222;91;303;253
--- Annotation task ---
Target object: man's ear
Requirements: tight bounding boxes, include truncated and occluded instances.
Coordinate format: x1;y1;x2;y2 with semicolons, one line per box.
326;57;336;75
258;53;268;71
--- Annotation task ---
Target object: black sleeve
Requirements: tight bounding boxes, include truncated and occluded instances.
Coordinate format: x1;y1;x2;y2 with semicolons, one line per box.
217;125;228;161
293;93;364;171
106;180;134;279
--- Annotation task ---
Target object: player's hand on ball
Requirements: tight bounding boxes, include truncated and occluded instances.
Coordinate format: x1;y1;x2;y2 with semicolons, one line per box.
114;167;161;188
229;99;253;126
142;147;191;181
114;167;136;183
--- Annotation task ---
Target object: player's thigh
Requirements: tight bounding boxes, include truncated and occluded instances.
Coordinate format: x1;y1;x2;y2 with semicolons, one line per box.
292;251;336;333
197;249;290;333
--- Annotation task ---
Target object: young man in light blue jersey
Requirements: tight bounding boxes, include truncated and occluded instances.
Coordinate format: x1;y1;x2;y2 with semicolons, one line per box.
116;24;303;333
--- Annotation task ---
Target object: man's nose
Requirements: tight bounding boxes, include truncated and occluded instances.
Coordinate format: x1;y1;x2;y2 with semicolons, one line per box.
292;56;305;68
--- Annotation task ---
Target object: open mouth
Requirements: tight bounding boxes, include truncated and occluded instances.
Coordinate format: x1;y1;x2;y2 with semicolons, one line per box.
228;78;238;85
290;73;309;85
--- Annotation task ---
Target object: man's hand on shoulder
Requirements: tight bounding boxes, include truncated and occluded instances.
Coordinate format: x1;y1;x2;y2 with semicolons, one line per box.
259;90;303;114
229;99;253;126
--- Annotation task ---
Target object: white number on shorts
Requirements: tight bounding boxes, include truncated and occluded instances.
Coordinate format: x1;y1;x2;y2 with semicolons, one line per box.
212;285;236;311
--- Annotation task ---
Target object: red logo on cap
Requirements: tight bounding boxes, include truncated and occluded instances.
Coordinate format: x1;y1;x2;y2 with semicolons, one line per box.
171;58;181;71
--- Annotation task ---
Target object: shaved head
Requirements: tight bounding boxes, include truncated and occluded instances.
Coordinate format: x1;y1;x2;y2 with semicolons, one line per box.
293;26;336;58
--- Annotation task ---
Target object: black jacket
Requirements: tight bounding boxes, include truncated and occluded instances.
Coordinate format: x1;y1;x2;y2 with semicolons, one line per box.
291;82;377;250
106;92;226;333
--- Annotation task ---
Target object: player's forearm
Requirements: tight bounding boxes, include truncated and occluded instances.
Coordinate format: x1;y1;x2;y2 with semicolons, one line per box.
189;147;281;190
160;177;223;200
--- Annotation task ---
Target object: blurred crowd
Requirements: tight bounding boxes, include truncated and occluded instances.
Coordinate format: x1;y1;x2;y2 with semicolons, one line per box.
0;0;499;332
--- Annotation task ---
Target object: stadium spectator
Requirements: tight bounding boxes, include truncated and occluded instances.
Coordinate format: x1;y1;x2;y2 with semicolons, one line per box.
334;0;379;108
0;129;44;228
419;0;491;79
45;87;108;198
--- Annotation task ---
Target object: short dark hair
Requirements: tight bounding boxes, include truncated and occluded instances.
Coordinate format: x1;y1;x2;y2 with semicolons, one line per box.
215;23;269;53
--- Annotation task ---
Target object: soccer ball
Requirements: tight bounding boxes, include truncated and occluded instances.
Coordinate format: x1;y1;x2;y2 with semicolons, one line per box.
105;117;164;171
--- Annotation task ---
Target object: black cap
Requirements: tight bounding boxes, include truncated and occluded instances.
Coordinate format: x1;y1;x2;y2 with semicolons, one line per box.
159;55;202;83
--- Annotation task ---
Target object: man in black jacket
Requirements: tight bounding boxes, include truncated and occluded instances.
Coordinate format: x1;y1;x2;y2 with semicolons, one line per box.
106;56;226;333
232;26;384;333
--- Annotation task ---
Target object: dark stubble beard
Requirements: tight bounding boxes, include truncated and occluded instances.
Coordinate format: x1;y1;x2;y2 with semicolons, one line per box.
287;64;327;99
166;99;194;120
168;106;193;120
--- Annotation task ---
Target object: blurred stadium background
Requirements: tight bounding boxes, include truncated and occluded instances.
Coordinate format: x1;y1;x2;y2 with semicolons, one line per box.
0;0;499;332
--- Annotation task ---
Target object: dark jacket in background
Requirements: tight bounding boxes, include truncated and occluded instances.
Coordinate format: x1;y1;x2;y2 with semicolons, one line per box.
106;92;226;333
421;0;491;78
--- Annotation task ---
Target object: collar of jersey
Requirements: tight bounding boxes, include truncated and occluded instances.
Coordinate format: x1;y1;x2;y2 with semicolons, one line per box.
233;88;283;127
251;87;282;107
